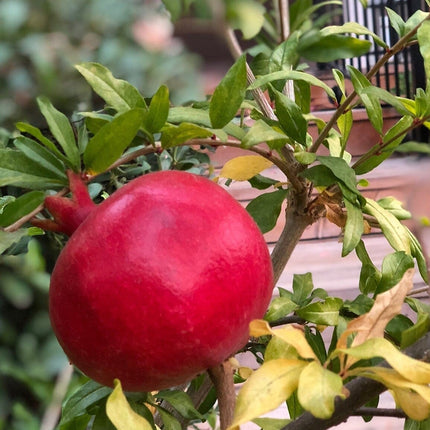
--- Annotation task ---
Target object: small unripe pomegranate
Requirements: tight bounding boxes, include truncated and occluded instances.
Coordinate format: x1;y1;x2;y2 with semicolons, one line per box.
43;170;273;391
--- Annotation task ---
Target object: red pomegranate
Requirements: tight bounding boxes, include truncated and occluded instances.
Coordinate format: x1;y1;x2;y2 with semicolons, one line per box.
44;170;273;391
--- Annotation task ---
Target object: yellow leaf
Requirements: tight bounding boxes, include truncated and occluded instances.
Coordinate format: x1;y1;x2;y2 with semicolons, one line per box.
391;388;430;421
250;320;317;360
337;268;414;350
106;380;153;430
219;155;273;181
350;367;430;421
298;361;345;419
339;338;430;384
229;359;307;429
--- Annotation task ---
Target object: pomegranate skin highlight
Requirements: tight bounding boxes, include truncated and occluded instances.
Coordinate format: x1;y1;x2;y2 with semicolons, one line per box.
49;170;274;391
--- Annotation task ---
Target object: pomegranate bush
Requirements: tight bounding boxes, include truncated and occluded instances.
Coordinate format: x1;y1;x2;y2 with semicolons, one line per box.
1;1;430;430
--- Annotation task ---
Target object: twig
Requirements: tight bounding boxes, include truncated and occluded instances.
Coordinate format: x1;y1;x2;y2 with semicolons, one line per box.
208;360;236;430
40;364;74;430
352;407;406;418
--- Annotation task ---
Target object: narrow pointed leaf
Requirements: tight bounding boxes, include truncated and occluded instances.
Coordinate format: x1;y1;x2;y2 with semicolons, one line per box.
143;85;170;133
296;297;343;325
75;62;147;112
161;123;213;149
0;191;45;227
210;55;247;128
342;199;364;256
418;20;430;80
37;96;80;169
339;337;430;384
274;90;307;145
364;198;411;253
84;108;144;174
242;120;288;149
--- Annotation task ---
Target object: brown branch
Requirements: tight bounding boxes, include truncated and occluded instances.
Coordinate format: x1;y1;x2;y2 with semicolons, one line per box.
352;407;406;418
208;360;236;430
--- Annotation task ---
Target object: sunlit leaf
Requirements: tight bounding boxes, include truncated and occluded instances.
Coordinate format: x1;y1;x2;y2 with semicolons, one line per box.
0;228;43;255
249;70;336;100
226;0;265;39
418;20;430;79
298;361;345;419
339;337;430;384
106;380;152;430
250;320;317;360
219;156;273;181
265;297;299;323
296;297;343;326
364;198;411;253
161;123;213;149
241;119;288;149
252;417;291;430
229;359;306;429
75;62;147;112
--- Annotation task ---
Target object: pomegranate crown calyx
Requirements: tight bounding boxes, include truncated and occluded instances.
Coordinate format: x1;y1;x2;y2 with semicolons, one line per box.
33;170;96;236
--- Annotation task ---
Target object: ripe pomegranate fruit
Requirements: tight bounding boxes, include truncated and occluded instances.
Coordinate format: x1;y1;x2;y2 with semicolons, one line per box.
43;170;274;391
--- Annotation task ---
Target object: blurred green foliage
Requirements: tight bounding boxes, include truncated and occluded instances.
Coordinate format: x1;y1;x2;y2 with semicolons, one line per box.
0;0;204;129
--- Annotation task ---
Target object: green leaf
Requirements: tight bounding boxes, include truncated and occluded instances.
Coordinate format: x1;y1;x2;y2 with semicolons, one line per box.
106;380;153;430
248;174;279;190
321;22;387;48
274;90;307;145
225;0;265;39
143;85;170;134
0;148;68;189
353;115;414;175
299;164;337;188
364;198;411;254
360;87;413;116
265;297;299;323
377;251;415;294
75;62;147;112
252;417;291;430
377;196;411;220
355;241;382;294
269;34;300;72
298;361;345;419
156;390;204;420
305;326;328;363
417;20;430;80
292;273;314;305
296;298;343;325
168;106;246;140
294;151;316;165
14;136;67;180
210;55;247;128
242;120;288;149
15;122;70;162
37;96;81;170
60;380;112;428
249;70;336;101
386;8;406;37
246;189;287;233
348;66;383;134
342;199;364;256
0;228;43;255
162;0;182;21
161;123;213;149
299;35;372;62
84;108;144;174
156;408;181;430
395;141;430;154
406;227;429;284
0;191;45;227
317;156;360;200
